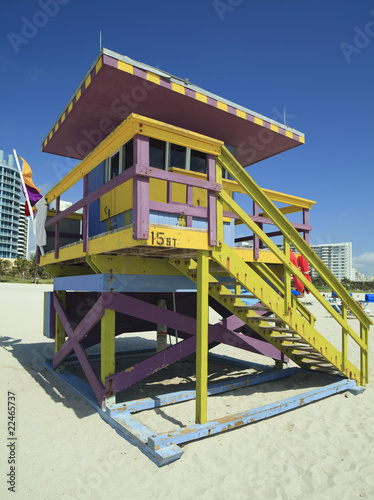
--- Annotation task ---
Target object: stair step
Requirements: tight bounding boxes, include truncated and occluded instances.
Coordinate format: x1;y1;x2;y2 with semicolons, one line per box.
290;345;315;352
261;327;296;334
208;267;228;273
209;281;237;286
312;366;341;374
220;294;255;299
246;316;283;323
234;305;269;311
292;351;322;358
301;359;334;368
270;334;310;344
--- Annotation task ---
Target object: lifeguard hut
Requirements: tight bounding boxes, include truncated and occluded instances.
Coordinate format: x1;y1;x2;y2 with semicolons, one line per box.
40;49;371;465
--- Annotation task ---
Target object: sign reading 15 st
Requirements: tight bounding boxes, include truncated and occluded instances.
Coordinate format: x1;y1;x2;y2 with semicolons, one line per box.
151;231;178;247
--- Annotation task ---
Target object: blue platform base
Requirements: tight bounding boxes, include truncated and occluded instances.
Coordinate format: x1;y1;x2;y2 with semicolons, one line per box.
43;355;362;466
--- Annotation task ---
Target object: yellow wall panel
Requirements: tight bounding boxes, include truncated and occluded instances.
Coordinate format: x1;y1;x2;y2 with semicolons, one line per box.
150;178;167;202
171;183;186;203
100;179;133;221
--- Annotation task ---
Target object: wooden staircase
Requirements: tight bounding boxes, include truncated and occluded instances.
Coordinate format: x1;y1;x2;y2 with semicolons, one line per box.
170;242;360;380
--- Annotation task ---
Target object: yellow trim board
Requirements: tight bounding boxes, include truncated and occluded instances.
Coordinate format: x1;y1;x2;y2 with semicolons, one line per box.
45;113;224;204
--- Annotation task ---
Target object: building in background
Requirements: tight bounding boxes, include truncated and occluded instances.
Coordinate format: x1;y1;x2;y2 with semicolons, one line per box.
17;202;29;258
310;242;353;281
0;150;23;260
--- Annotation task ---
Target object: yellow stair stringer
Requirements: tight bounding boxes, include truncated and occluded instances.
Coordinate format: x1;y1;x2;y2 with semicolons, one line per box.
170;250;360;382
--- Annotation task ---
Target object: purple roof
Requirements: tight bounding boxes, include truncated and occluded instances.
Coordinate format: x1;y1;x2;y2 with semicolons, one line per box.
42;49;304;167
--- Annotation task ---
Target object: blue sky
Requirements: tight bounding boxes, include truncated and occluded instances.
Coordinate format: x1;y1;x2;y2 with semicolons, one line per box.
1;0;373;276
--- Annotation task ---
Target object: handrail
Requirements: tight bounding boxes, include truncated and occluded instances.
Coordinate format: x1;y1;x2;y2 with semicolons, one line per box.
219;189;367;352
217;146;372;329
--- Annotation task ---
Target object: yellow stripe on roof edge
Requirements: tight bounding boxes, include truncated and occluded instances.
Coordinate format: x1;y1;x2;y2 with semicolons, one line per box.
118;60;134;74
270;123;279;133
195;92;208;103
147;72;160;85
85;74;91;89
217;101;228;112
95;57;102;73
172;82;185;95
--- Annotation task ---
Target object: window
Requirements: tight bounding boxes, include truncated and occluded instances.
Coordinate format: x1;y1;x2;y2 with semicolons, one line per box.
123;139;133;171
149;138;166;169
109;151;120;179
169;144;187;170
190;149;206;174
105;139;134;181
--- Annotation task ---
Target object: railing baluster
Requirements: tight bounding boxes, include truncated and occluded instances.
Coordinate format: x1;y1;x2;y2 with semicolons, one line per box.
283;236;291;316
360;324;369;385
253;202;260;260
215;164;223;246
54;196;60;259
83;175;89;253
303;208;310;243
341;304;347;374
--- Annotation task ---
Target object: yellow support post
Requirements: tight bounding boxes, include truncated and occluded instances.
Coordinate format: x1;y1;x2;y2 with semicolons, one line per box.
196;250;209;424
101;308;116;386
283;237;291;316
342;305;347;374
55;291;66;353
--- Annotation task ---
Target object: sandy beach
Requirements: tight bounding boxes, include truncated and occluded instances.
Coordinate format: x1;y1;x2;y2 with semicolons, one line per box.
1;283;373;499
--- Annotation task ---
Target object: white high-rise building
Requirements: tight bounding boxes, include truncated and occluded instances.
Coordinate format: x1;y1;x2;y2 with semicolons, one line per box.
17;202;29;258
310;242;353;281
0;150;22;259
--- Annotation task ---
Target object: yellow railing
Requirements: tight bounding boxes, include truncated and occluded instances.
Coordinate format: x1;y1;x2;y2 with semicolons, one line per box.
216;146;372;385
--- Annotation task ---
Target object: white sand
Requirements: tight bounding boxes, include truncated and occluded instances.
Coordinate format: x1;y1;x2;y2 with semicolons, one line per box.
1;283;373;499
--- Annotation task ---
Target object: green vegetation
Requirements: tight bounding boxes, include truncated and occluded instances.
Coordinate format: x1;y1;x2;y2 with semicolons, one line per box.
0;255;52;284
312;274;374;294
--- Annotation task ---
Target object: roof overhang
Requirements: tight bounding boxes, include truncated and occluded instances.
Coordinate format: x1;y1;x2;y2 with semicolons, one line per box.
42;48;305;167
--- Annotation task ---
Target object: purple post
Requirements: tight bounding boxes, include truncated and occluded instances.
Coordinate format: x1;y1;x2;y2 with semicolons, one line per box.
52;294;105;402
36;245;40;265
303;209;310;244
133;135;150;240
186;186;193;227
207;154;217;246
83;175;89;253
54;196;60;259
167;178;173;204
